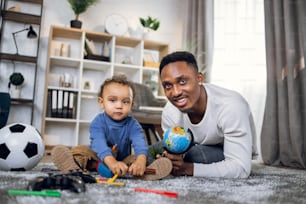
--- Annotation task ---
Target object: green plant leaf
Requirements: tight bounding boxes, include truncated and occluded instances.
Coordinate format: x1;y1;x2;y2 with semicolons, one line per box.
151;21;160;31
139;16;160;31
67;0;100;20
9;72;24;86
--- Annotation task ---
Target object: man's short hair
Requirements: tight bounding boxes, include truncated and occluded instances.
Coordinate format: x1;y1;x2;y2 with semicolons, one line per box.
159;51;199;74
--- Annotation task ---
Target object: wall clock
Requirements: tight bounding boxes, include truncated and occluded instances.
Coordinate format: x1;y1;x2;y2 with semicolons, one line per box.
105;14;128;36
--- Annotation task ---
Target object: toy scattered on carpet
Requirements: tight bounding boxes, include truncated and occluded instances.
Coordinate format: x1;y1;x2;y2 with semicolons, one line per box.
67;171;97;183
96;167;155;186
8;189;62;197
27;171;96;193
0;123;44;171
163;126;194;154
134;187;178;198
96;174;125;187
8;170;179;198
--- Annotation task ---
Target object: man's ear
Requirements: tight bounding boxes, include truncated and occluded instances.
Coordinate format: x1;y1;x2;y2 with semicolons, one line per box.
98;97;104;108
197;72;204;84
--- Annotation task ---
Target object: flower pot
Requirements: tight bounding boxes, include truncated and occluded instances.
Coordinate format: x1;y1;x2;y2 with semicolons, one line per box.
9;86;21;98
142;28;155;40
70;20;82;28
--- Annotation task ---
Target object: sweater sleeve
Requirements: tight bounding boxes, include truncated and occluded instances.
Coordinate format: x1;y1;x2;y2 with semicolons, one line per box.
129;118;148;157
162;90;254;178
89;114;112;161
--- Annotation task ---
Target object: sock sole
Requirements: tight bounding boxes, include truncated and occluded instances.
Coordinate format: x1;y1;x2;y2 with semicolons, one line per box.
142;157;173;181
51;145;81;173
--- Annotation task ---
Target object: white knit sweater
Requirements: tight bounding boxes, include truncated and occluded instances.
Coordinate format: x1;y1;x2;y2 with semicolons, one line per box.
162;83;257;178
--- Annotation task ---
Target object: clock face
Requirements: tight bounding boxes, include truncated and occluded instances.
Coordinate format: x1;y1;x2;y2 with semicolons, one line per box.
105;14;128;36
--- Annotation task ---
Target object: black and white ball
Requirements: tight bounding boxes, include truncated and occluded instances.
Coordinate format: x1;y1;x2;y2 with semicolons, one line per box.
0;123;45;171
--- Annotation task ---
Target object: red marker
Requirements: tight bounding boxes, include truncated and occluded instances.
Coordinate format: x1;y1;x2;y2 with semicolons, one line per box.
134;187;178;198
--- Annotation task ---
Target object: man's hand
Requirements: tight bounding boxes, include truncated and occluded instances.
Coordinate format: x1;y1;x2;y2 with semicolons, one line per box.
162;151;194;176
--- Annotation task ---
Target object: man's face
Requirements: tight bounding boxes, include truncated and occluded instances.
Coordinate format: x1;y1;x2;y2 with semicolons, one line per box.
160;61;203;113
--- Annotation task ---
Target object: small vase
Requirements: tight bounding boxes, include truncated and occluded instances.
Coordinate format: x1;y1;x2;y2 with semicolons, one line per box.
142;28;152;40
70;20;82;29
143;31;150;39
10;86;21;98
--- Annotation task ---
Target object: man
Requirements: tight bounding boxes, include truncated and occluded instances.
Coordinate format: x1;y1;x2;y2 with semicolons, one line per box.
159;51;257;178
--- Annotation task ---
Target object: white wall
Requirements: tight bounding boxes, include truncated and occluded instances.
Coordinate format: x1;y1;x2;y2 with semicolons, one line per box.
2;1;266;161
28;0;187;131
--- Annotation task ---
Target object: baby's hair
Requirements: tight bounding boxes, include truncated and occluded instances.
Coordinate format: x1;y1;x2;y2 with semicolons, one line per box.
99;74;136;101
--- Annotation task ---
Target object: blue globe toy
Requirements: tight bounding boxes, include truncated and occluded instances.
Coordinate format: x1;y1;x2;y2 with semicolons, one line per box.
163;126;193;154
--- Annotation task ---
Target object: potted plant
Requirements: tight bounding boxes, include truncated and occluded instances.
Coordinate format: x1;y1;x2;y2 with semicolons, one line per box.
139;16;160;31
139;16;160;39
8;72;24;98
67;0;100;28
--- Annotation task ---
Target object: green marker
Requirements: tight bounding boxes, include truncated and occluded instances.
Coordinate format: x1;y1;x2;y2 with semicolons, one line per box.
8;189;61;197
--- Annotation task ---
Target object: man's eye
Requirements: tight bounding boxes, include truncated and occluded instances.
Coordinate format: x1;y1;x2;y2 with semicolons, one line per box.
179;79;186;85
164;84;172;89
110;99;116;102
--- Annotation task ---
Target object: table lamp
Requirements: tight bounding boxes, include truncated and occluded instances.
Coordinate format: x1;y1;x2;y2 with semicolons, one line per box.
12;25;37;55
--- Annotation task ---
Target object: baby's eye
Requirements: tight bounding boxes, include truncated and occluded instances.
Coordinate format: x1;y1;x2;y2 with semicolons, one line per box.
123;100;131;104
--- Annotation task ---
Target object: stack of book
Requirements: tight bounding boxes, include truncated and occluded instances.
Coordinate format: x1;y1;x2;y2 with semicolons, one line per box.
84;38;110;62
46;89;77;119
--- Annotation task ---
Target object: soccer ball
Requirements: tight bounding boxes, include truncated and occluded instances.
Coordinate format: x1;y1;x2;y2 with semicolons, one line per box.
0;123;45;171
163;126;193;154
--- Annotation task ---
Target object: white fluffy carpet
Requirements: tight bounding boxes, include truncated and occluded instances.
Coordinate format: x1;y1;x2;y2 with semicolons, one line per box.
0;161;306;204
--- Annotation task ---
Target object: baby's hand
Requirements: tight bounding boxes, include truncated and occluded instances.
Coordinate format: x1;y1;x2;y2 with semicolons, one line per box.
128;161;146;176
109;161;128;176
128;154;146;176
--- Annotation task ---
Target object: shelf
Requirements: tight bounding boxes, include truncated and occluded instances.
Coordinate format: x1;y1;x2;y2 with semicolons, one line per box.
116;36;141;47
86;30;112;42
0;52;37;63
50;56;81;67
83;59;111;71
0;0;43;125
45;117;77;123
10;98;33;105
47;86;78;92
144;40;169;51
14;0;43;4
51;26;83;39
2;11;41;25
42;26;169;146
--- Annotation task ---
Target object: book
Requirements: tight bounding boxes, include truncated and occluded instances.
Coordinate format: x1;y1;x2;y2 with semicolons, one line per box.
48;89;77;119
68;92;75;118
51;89;57;117
85;38;98;55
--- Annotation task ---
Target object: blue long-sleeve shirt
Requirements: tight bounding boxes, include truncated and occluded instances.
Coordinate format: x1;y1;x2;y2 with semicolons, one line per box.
89;112;148;161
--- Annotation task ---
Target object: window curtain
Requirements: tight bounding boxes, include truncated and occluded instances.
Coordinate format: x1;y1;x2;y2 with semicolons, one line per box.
184;0;214;82
210;0;266;161
262;0;306;168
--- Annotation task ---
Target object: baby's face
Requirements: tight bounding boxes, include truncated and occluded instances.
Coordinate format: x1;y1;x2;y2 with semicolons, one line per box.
100;82;133;121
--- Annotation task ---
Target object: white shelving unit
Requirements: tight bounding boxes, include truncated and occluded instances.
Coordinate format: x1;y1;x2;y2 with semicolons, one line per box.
0;0;43;125
42;25;168;147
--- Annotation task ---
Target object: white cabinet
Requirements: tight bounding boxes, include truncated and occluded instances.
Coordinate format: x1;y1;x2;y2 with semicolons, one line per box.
42;25;168;146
